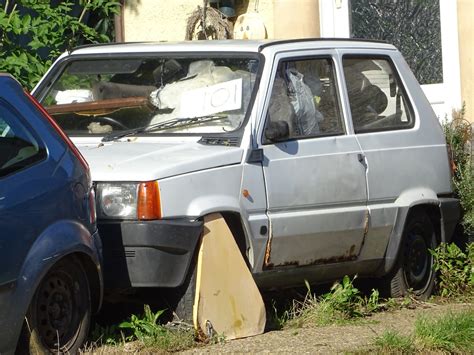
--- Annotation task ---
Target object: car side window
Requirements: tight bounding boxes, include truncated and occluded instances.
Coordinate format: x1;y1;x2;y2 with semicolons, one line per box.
264;57;344;142
343;56;414;133
0;101;46;177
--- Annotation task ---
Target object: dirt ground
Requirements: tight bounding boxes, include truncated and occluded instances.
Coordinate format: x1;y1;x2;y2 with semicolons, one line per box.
181;302;473;354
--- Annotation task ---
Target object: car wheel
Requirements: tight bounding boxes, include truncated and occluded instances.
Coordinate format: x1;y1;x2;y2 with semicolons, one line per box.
382;211;437;299
19;258;91;354
172;260;197;323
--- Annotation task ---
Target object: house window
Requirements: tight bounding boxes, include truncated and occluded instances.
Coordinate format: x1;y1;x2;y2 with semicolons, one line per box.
350;0;443;85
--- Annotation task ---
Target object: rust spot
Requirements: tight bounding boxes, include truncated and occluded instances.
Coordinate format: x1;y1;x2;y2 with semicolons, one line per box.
363;210;370;237
349;244;356;256
269;252;357;269
306;254;358;266
263;227;273;268
280;260;299;267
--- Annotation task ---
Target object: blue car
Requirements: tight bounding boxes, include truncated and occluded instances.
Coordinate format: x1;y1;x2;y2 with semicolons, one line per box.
0;74;103;354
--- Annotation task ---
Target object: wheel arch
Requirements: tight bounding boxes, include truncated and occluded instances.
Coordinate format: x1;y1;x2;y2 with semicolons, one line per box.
198;211;252;269
381;201;442;276
74;252;103;314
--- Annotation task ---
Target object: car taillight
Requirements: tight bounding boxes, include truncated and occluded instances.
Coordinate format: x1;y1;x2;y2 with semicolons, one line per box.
25;91;90;178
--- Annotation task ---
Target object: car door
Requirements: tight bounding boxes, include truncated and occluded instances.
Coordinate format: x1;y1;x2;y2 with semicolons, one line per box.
0;93;59;287
258;52;369;268
340;52;452;257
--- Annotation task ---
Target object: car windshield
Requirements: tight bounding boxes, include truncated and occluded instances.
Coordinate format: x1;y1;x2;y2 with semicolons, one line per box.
39;55;260;136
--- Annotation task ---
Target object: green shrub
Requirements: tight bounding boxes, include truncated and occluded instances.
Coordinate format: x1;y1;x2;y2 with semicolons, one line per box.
443;105;473;235
0;0;121;89
431;243;474;299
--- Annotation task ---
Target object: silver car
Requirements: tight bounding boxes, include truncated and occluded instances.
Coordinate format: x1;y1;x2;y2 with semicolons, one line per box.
33;39;460;320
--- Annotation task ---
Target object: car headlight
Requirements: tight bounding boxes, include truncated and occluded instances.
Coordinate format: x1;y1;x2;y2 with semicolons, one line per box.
96;181;161;220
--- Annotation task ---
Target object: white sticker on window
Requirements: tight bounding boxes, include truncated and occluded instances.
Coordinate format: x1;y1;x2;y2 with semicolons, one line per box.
179;78;242;118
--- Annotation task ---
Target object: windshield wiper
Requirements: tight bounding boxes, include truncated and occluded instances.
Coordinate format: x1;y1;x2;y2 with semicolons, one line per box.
101;115;228;142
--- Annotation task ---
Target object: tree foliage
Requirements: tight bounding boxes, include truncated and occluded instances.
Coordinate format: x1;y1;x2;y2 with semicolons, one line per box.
0;0;121;89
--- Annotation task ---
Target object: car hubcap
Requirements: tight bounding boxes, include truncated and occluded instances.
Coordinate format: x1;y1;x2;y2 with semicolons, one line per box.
36;274;75;347
404;231;430;290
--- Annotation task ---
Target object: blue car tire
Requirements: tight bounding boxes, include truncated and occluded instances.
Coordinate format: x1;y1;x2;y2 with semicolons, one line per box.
18;257;91;354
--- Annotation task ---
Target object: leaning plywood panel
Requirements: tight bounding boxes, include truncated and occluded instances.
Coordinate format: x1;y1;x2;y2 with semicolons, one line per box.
193;213;266;340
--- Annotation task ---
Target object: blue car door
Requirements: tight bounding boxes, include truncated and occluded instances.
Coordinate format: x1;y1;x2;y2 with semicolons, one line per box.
0;86;66;288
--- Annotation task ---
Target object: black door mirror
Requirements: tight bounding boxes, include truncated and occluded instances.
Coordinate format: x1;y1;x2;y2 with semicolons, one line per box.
265;121;290;142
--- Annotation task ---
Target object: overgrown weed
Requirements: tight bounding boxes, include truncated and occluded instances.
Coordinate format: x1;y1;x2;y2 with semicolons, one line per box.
274;276;397;328
443;105;473;236
118;305;196;352
431;242;474;300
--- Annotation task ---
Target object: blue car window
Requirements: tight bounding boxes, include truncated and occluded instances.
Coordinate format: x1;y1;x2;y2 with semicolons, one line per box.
0;100;46;177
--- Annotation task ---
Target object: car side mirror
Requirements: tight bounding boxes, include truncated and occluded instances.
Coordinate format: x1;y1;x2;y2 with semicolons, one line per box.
265;121;290;142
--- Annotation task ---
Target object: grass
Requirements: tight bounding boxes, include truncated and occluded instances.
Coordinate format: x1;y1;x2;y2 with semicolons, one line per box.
374;309;474;353
374;330;415;353
269;276;393;329
84;305;197;353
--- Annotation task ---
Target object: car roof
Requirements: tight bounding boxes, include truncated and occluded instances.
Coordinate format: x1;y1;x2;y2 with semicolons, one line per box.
70;38;397;56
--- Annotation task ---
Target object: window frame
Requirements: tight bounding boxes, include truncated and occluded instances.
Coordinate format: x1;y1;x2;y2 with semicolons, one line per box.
341;54;416;135
262;55;346;145
0;99;47;178
33;51;265;146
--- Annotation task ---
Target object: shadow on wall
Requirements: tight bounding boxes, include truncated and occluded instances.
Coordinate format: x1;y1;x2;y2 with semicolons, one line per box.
124;0;141;15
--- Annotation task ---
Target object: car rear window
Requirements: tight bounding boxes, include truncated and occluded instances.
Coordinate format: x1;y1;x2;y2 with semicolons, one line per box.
342;56;415;133
0;100;46;177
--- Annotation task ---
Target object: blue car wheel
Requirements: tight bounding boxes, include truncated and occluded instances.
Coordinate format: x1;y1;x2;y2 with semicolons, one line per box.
18;257;91;354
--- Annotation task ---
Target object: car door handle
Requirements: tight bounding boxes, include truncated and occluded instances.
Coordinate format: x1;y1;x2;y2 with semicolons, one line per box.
357;153;367;169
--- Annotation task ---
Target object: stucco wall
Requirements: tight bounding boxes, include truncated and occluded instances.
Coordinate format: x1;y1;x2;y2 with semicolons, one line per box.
122;0;322;42
123;0;199;41
457;0;474;122
273;0;319;39
123;0;275;41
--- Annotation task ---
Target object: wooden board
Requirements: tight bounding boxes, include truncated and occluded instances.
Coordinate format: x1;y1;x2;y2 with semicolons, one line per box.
193;213;266;340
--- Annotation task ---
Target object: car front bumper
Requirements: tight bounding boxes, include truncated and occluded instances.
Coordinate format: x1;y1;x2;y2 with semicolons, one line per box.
98;219;203;289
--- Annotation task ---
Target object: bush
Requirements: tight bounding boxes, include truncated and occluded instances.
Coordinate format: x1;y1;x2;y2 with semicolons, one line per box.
443;105;473;235
0;0;121;89
431;242;474;299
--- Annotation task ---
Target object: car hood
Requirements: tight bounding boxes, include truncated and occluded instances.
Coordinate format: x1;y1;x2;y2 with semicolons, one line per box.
75;139;244;181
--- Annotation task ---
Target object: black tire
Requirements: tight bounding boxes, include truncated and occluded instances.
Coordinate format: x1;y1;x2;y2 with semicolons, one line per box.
18;258;91;354
381;211;437;299
173;263;197;323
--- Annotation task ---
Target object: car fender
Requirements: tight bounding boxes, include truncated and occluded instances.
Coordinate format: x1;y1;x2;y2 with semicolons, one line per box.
186;195;242;217
159;164;243;218
0;220;101;355
380;188;440;275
